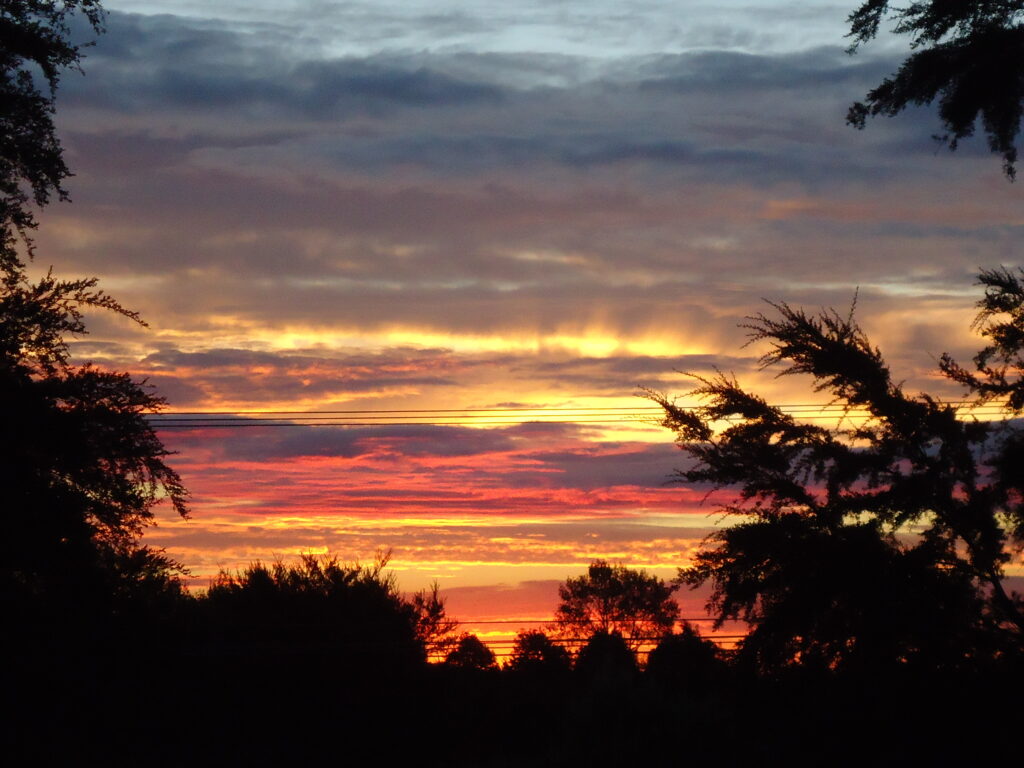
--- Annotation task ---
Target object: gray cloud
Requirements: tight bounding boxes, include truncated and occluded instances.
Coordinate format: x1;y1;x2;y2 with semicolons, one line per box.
55;3;1018;598
69;13;503;117
37;8;1021;420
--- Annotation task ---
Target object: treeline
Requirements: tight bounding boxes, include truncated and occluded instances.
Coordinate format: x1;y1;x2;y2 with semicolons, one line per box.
7;553;1022;766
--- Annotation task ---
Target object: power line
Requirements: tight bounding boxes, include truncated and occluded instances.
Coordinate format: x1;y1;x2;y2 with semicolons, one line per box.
149;420;660;428
153;401;1007;416
428;633;748;657
149;413;1009;426
453;618;722;624
461;637;747;648
158;407;669;415
145;401;1014;429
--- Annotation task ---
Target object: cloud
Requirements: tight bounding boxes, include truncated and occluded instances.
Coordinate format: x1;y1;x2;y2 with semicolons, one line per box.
45;4;1024;596
191;423;522;461
51;14;1020;333
75;336;758;411
104;1;857;60
69;13;503;117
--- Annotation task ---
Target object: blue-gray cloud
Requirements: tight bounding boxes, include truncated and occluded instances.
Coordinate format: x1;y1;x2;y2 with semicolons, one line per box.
37;7;1021;408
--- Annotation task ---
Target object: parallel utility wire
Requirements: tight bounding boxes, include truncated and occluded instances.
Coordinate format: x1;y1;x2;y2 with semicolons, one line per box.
430;634;748;657
468;636;747;646
450;620;749;653
147;402;1012;429
460;618;745;627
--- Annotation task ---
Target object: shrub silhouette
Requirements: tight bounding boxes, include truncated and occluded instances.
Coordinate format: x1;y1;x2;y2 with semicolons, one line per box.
202;552;429;668
505;629;571;674
444;633;498;670
645;623;726;696
574;630;638;687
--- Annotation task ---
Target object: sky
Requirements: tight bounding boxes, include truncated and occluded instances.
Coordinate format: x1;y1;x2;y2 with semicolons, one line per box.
33;1;1024;637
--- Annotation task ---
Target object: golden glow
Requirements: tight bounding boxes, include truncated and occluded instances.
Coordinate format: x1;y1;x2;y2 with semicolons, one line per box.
139;313;714;360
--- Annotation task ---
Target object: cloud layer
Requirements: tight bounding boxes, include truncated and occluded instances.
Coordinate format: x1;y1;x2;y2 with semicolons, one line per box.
35;5;1024;616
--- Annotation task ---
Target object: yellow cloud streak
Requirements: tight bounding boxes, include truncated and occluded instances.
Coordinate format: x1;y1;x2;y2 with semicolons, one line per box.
148;317;709;359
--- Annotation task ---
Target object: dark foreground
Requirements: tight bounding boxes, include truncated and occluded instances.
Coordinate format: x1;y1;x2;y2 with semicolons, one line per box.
7;635;1021;767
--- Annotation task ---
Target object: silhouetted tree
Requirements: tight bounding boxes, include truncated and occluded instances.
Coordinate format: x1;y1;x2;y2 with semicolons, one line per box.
574;630;638;686
645;623;726;695
1;1;105;249
409;580;459;658
941;266;1024;410
1;268;189;623
648;276;1024;673
845;1;1024;178
0;1;191;629
444;632;498;670
553;559;679;651
505;629;572;673
203;551;434;666
941;268;1024;552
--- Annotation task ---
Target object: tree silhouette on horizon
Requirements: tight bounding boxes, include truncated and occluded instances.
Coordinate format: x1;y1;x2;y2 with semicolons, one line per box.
648;277;1024;672
553;560;680;652
444;632;499;670
202;552;449;667
505;629;572;674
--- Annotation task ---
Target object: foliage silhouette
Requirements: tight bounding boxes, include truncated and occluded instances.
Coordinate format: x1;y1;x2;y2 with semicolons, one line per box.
1;268;189;626
845;1;1024;178
203;551;441;666
941;266;1024;411
0;0;191;634
648;277;1024;673
504;629;572;674
410;579;460;656
553;559;679;651
573;629;638;687
444;632;498;670
645;622;726;695
1;1;105;251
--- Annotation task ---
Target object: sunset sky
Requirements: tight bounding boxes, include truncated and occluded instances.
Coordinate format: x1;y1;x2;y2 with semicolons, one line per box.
36;1;1024;633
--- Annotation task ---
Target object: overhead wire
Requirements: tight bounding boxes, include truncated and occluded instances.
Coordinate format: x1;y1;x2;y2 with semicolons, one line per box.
152;402;1006;415
454;617;721;624
145;401;1014;429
